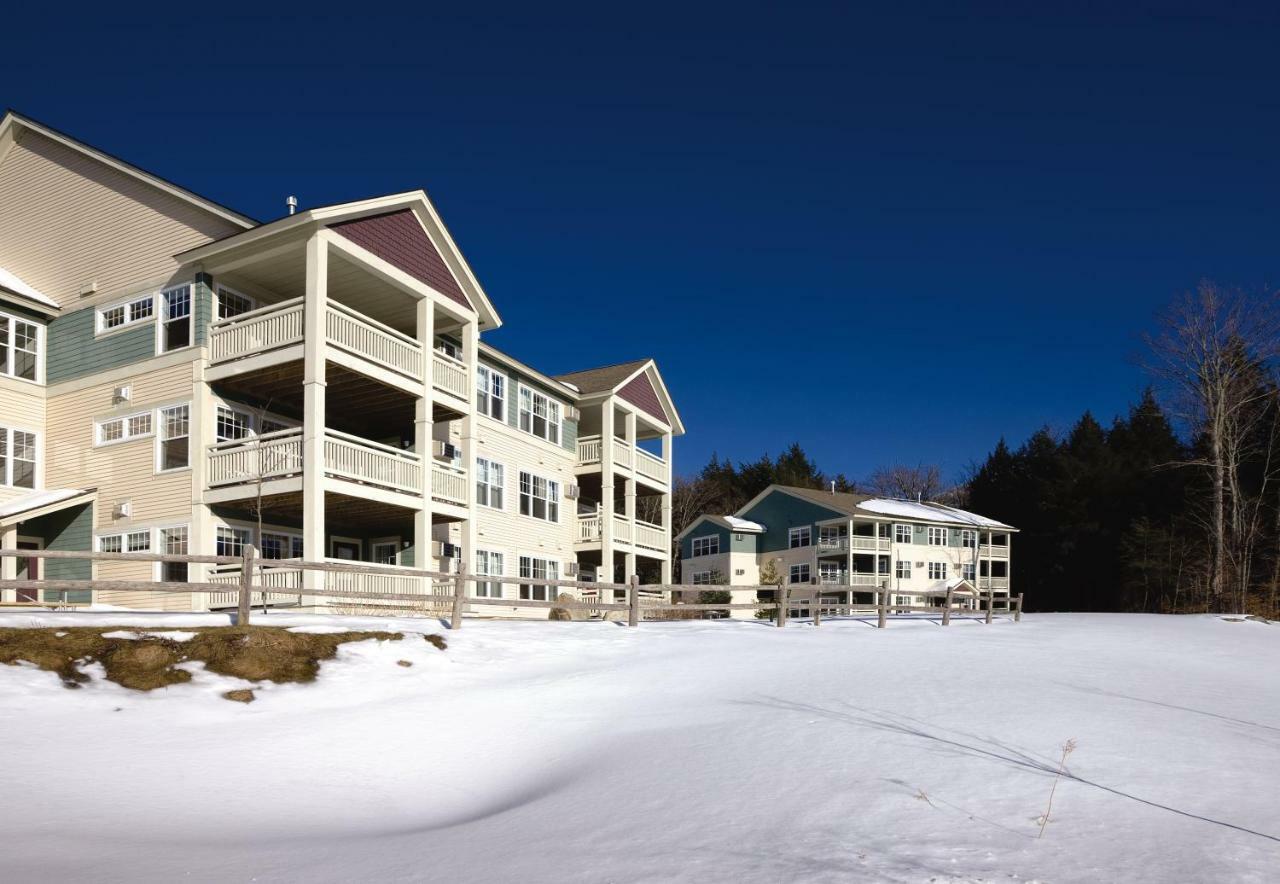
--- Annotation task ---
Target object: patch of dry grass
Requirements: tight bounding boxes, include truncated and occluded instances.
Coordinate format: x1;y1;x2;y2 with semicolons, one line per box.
0;627;446;694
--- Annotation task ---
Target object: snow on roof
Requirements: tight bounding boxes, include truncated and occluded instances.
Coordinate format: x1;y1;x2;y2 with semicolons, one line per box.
857;498;1013;530
0;265;58;310
0;488;93;521
723;515;764;533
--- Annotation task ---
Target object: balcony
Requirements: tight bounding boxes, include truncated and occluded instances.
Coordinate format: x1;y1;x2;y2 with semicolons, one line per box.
207;298;470;406
208;562;434;610
978;576;1011;590
206;428;433;503
978;544;1010;558
575;513;668;555
575;435;669;488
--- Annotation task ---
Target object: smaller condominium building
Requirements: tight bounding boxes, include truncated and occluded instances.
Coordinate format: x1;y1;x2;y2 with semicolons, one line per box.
676;485;1015;617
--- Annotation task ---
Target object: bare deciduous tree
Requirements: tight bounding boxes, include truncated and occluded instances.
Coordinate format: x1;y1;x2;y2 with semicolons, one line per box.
865;463;944;501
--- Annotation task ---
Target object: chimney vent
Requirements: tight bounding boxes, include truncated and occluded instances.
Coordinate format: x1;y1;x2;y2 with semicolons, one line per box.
286;195;298;216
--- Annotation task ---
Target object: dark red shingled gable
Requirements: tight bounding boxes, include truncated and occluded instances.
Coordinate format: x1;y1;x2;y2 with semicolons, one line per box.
619;370;668;424
329;209;473;311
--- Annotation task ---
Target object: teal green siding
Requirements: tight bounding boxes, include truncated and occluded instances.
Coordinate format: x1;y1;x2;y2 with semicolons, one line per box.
46;308;156;383
741;490;846;553
680;518;731;560
24;502;93;604
194;273;214;346
480;358;579;450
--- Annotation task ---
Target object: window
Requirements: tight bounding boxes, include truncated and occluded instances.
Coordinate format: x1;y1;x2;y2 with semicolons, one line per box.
928;527;948;546
160;285;192;352
819;561;844;584
734;533;745;542
962;563;976;581
97;529;150;554
476;365;506;421
97;295;154;333
160;526;189;582
158;405;190;470
818;525;845;547
0;313;39;381
518;471;560;522
894;523;912;544
519;555;559;601
895;560;911;579
436;337;462;360
692;570;721;585
215;406;251;443
960;530;975;548
789;563;811;584
261;532;303;561
879;556;890;575
475;549;505;598
216;526;251;558
97;535;123;553
928;562;948;580
96;411;153;446
788;526;812;548
476;457;505;509
895;595;913;607
215;286;254;321
691;535;719;557
0;427;36;489
518;385;562;444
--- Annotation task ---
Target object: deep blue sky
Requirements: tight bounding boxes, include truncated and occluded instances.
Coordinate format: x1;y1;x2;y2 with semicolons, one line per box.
5;4;1279;481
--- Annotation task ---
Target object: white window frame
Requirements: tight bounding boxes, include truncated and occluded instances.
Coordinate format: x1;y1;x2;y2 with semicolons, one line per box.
789;563;811;584
214;284;256;321
0;311;42;383
819;560;843;583
928;526;948;546
476;364;507;422
960;529;976;548
895;559;912;579
260;530;305;562
95;410;154;447
691;534;719;557
962;562;976;581
894;523;912;544
476;456;505;510
155;403;192;473
518;554;560;601
517;384;562;445
518;470;560;523
95;294;155;335
928;561;948;580
156;524;190;583
96;528;152;555
788;526;812;549
158;284;194;353
475;549;505;598
0;425;37;489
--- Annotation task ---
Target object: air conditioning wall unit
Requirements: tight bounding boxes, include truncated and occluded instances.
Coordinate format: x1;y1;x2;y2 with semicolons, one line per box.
432;441;460;460
432;541;461;558
113;500;131;519
565;405;582;422
564;562;579;577
564;484;580;500
112;385;131;403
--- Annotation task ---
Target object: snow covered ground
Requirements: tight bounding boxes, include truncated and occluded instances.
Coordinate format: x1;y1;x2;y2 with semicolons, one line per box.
1;611;1277;883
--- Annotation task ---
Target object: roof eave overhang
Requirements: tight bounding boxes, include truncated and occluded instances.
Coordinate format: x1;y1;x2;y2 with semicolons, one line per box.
0;287;59;318
0;490;96;529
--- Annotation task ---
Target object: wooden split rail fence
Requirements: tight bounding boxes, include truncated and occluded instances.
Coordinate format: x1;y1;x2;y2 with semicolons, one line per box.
0;548;1023;629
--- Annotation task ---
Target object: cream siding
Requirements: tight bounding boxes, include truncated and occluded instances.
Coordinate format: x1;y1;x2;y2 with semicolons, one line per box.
44;361;197;610
0;130;241;309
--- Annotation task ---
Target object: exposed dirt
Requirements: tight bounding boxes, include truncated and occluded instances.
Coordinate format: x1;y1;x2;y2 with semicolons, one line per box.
0;627;446;694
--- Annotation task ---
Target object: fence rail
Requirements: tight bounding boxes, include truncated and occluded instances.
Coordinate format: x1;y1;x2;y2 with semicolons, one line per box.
0;548;1022;631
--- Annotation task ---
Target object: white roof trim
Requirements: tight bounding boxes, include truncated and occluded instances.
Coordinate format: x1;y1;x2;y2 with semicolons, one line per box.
0;265;59;311
0;488;95;527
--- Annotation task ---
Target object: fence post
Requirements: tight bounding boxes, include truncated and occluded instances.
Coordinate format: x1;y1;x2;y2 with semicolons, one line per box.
774;584;786;627
238;544;255;627
810;576;821;626
942;588;953;626
1015;592;1024;622
451;562;467;630
627;574;641;627
985;588;995;625
877;587;887;629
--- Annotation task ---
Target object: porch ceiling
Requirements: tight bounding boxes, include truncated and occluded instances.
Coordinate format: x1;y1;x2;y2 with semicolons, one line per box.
214;491;415;538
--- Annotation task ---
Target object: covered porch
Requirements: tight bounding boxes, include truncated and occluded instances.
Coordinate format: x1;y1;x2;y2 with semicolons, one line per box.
0;489;96;605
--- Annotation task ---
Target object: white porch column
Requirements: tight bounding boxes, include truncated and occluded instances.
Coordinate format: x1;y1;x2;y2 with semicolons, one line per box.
1;524;17;604
459;319;479;600
660;431;673;584
414;298;436;590
189;326;215;611
301;232;329;595
600;398;616;583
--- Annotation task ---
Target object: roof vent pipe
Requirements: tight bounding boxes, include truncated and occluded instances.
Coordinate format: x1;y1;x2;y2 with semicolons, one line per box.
830;480;836;494
286;195;298;216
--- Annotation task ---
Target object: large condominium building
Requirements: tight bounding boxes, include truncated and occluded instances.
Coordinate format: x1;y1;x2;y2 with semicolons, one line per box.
677;485;1014;617
0;112;683;613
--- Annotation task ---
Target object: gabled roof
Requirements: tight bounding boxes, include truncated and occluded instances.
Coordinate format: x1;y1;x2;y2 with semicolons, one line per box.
174;190;502;330
0;111;257;229
478;342;582;397
0;265;59;315
0;488;95;527
554;358;686;436
674;513;763;542
737;485;1017;531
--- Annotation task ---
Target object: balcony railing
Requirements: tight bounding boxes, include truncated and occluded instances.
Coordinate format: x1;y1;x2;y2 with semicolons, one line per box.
575;514;667;552
575;435;667;485
634;519;666;552
635;448;666;484
852;536;891;551
613;515;632;543
209;297;305;364
326;301;423;381
208;428;304;486
324;430;422;496
432;350;469;403
577;436;603;465
979;544;1011;558
979;576;1011;590
431;462;468;507
818;538;848;554
208;564;303;607
579;515;602;542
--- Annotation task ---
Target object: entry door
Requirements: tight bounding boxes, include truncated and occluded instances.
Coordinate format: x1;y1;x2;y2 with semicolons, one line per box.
371;541;399;565
331;539;362;561
16;540;40;603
